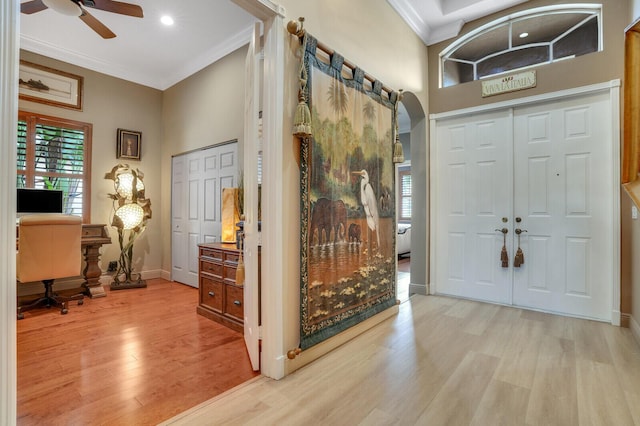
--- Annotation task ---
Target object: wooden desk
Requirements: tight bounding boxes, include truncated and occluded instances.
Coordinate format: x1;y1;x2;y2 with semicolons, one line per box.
17;223;112;298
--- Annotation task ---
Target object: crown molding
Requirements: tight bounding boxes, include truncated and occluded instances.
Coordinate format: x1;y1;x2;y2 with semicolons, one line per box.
20;23;257;91
387;0;431;46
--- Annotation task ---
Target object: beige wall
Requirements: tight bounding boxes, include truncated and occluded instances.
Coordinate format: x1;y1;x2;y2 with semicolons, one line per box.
18;50;163;276
160;45;247;273
428;0;627;114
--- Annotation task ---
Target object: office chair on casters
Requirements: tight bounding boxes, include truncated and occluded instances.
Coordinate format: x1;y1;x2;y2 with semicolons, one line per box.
17;214;85;320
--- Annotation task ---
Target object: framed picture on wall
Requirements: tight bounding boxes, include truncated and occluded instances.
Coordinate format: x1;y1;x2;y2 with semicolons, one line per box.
18;60;83;110
116;129;142;160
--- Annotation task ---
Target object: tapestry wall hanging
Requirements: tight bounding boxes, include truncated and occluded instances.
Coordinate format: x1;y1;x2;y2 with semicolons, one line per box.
299;34;398;349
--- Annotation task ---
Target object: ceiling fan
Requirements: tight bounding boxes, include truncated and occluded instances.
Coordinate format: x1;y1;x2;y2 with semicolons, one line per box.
20;0;143;39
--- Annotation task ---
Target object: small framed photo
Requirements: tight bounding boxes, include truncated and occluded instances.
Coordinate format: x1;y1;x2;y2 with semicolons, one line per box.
18;60;83;110
116;129;142;160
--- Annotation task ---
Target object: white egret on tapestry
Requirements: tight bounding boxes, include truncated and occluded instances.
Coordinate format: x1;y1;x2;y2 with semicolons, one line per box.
352;169;380;248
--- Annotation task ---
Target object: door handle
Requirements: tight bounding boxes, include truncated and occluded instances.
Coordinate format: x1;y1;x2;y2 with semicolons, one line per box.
515;228;528;235
494;228;508;234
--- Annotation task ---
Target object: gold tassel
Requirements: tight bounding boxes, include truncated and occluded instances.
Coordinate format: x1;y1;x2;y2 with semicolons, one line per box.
393;89;404;163
514;247;524;267
293;31;312;139
236;249;245;287
393;134;404;164
501;244;509;268
293;91;312;138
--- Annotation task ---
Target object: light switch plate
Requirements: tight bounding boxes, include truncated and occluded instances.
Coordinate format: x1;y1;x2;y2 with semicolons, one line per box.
633;206;638;220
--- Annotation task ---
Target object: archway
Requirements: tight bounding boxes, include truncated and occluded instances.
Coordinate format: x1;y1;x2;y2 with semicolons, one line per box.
399;91;428;296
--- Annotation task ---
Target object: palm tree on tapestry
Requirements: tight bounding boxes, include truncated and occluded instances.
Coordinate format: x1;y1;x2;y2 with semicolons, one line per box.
327;79;349;118
362;100;378;147
326;79;350;186
363;100;376;125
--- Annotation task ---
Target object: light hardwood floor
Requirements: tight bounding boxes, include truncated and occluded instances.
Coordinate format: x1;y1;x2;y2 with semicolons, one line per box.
17;279;258;425
164;294;640;426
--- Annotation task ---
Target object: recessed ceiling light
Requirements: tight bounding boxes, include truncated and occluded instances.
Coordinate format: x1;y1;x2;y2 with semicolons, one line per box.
161;15;174;26
519;32;529;38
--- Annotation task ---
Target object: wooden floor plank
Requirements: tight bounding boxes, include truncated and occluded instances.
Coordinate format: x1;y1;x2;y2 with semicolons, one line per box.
17;279;258;425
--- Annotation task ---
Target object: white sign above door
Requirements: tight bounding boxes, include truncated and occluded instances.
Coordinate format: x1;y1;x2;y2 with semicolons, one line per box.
481;70;536;97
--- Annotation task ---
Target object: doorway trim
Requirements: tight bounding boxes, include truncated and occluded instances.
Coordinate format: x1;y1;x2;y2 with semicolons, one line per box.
0;0;19;422
429;80;621;325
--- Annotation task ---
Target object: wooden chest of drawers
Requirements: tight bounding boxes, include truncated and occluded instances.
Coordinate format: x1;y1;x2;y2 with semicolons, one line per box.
196;243;252;332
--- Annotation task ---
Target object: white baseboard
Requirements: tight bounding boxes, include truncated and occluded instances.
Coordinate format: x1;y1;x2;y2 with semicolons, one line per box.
140;269;163;280
160;269;171;281
409;282;428;296
612;309;621;326
631;315;640;349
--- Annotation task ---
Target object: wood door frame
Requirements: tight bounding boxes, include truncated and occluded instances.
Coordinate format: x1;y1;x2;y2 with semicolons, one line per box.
429;80;621;325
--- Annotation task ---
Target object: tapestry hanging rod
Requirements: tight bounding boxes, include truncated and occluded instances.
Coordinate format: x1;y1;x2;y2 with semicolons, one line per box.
286;17;396;99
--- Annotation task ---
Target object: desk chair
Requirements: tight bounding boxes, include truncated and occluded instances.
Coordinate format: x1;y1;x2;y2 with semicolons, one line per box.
17;214;84;320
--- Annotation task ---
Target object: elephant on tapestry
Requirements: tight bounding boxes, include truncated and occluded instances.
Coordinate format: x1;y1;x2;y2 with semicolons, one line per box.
310;198;347;245
348;223;361;243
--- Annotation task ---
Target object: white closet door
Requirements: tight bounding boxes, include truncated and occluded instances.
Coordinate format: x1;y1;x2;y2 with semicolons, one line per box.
434;109;513;304
512;91;612;320
171;155;190;286
171;143;238;288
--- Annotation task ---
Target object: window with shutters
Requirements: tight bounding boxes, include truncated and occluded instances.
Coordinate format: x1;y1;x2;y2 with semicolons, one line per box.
399;167;411;222
17;111;92;222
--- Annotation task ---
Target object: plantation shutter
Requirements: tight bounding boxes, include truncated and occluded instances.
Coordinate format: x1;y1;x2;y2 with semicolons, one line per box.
17;111;92;222
400;169;411;221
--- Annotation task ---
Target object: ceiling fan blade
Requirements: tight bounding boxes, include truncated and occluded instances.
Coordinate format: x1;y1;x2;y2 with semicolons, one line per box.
21;0;48;14
87;0;143;18
79;8;116;39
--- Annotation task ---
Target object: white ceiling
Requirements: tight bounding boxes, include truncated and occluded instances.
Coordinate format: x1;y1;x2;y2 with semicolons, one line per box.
19;0;527;91
19;0;259;90
388;0;529;46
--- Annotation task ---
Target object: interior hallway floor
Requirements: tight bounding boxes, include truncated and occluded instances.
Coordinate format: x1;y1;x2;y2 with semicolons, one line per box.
164;291;640;426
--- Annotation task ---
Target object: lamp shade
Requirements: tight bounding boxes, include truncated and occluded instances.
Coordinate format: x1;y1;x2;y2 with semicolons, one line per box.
115;203;144;230
115;172;144;200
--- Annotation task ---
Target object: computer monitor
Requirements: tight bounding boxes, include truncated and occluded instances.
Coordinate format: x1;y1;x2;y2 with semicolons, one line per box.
16;188;64;215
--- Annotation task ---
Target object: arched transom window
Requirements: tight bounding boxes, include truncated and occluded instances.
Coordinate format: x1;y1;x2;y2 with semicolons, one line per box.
440;4;602;88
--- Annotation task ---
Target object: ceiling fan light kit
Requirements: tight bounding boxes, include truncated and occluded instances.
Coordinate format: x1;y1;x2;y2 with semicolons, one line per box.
21;0;143;39
42;0;81;16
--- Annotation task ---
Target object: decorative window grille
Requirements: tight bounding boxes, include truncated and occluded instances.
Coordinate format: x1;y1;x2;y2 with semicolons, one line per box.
441;5;602;88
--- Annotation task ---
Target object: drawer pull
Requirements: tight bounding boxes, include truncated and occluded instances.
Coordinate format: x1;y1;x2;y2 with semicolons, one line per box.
208;291;215;297
234;300;241;306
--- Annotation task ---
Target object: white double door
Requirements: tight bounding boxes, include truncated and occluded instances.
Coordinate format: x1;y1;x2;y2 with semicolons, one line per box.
433;90;614;320
171;142;239;287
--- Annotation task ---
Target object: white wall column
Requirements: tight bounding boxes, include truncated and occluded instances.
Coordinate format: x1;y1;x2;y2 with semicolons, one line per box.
0;0;19;423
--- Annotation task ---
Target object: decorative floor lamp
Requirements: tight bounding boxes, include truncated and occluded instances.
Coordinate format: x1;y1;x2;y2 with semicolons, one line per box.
105;164;152;290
